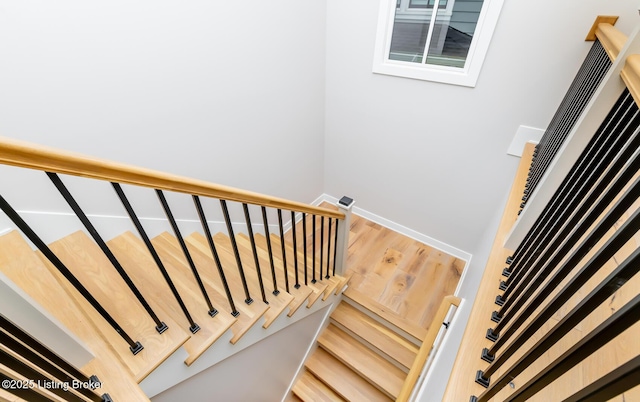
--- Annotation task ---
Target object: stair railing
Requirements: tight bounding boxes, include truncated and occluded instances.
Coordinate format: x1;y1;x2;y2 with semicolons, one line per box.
440;16;640;402
0;136;348;359
396;295;461;402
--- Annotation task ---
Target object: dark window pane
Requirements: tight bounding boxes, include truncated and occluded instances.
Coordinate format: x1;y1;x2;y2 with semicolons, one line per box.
426;0;482;68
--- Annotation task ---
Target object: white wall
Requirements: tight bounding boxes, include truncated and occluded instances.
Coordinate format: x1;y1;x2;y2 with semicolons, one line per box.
151;306;330;402
0;0;326;233
324;0;639;255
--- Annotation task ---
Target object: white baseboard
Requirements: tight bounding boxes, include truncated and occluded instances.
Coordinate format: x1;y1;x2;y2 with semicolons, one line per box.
315;194;472;262
314;194;473;299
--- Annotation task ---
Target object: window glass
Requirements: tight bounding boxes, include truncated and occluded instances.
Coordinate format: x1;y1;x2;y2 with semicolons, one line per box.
389;0;481;68
373;0;503;87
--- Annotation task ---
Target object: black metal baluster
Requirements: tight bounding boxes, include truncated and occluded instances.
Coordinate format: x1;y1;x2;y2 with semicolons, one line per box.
47;173;168;336
277;209;290;293
157;189;216;323
113;183;199;332
487;201;640;351
193;196;239;317
0;194;142;354
320;216;325;280
312;214;317;284
291;211;300;289
333;219;339;276
480;243;640;385
302;212;308;286
475;294;640;402
496;142;640;311
261;206;279;296
0;316;105;402
243;203;268;304
499;91;637;303
221;200;253;304
326;218;333;279
503;295;639;402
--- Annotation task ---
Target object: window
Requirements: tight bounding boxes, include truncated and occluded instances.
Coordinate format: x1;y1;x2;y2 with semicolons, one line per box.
373;0;504;87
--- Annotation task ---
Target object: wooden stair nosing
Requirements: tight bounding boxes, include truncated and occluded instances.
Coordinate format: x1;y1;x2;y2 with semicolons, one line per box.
330;302;418;370
178;232;270;344
292;370;345;402
317;324;406;399
108;231;237;366
253;233;314;316
42;231;190;383
266;233;331;307
334;273;353;296
305;347;391;402
343;287;427;342
0;231;149;400
322;276;341;301
230;233;296;328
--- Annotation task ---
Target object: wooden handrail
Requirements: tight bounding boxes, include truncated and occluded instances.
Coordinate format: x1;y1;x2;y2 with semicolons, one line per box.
595;23;627;61
0;136;344;219
621;54;640;108
585;16;625;61
396;295;461;402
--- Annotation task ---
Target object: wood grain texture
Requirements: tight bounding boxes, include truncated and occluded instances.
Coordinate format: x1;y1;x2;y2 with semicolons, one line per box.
317;324;406;399
585;16;619;41
108;232;236;366
330;302;418;370
305;348;391;402
333;204;465;339
265;233;330;308
230;233;295;328
254;233;314;316
162;232;269;344
43;231;190;383
397;295;460;402
0;136;343;220
595;22;627;61
442;143;535;401
621;54;640;108
343;287;427;341
0;231;149;401
292;370;345;402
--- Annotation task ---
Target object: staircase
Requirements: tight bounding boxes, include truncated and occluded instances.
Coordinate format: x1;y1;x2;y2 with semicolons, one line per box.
0;137;464;401
0;226;349;401
291;297;419;401
0;136;354;402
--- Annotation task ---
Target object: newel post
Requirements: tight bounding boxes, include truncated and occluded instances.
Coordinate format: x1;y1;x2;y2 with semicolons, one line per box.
334;196;354;276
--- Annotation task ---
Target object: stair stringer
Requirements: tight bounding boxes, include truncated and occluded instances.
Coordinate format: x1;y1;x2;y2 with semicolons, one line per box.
140;287;345;398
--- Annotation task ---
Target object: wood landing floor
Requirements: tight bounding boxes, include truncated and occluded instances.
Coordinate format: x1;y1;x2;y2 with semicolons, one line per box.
344;213;466;333
307;203;466;336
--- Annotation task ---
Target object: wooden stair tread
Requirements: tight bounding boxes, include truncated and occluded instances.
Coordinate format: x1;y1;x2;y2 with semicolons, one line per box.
317;324;406;399
108;231;236;366
226;233;296;328
44;231;189;382
305;347;391;402
0;231;149;401
254;233;314;316
292;370;345;402
266;233;331;308
177;232;269;344
333;273;353;296
331;301;418;370
322;276;341;301
343;287;427;341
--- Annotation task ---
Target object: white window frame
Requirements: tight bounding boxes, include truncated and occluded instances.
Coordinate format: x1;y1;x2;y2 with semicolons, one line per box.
372;0;505;87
